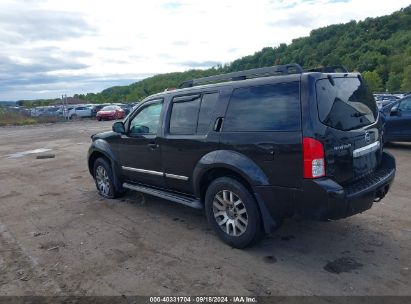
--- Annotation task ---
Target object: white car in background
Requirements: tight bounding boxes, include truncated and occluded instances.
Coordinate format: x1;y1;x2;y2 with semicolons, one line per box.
66;106;92;119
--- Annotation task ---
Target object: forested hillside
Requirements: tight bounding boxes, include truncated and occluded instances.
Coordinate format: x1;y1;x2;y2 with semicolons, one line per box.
75;5;411;103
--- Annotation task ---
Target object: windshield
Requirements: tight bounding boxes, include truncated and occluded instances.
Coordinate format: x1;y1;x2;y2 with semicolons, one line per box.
101;106;116;111
316;77;378;131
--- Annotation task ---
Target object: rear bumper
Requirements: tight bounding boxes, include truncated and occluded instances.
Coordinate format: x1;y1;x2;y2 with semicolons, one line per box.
97;114;116;119
298;151;396;220
254;152;396;222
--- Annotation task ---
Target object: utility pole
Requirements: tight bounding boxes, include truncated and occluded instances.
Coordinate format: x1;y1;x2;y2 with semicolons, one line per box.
62;94;68;119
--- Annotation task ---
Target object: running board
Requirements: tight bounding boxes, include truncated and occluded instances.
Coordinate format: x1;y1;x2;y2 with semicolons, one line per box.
123;183;203;209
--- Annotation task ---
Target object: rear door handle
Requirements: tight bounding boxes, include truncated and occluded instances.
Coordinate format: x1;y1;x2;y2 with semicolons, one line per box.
214;117;224;132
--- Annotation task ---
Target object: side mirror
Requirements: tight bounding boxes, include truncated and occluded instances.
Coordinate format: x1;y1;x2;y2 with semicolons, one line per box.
130;124;149;134
112;121;125;134
390;107;399;116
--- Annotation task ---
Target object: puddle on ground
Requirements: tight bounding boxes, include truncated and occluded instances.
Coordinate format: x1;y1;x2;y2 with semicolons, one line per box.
6;148;52;159
263;256;277;264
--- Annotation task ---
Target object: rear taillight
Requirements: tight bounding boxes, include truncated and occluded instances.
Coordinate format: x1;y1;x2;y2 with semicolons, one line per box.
303;137;325;178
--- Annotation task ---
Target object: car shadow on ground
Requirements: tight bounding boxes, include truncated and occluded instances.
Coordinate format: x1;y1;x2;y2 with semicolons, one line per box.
385;142;411;150
112;190;392;276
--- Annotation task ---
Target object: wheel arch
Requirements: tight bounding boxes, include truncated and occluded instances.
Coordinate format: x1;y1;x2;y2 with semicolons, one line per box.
88;139;123;191
192;150;270;199
192;150;277;234
88;150;109;176
197;167;254;204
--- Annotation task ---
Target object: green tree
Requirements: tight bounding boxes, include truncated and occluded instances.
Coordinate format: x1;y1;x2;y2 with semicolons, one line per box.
386;72;402;92
363;71;383;92
401;65;411;91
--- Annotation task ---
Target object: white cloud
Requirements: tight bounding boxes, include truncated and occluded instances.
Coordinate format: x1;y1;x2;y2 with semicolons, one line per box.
0;0;409;100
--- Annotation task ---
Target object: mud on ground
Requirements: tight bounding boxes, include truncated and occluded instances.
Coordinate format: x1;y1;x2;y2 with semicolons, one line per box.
0;120;410;295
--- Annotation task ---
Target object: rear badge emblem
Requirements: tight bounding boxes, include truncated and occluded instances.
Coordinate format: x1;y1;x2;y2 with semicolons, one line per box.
334;144;351;151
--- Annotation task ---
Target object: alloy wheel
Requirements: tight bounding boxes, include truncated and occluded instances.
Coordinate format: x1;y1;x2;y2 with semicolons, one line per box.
213;190;248;236
95;165;110;196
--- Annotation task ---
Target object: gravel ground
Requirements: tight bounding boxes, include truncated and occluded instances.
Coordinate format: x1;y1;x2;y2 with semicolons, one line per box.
0;120;410;296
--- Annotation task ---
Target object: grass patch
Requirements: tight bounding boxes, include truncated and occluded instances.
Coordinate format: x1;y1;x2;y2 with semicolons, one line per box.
0;112;61;126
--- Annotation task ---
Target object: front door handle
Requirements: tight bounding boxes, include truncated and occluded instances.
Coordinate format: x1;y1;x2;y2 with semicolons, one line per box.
148;143;159;150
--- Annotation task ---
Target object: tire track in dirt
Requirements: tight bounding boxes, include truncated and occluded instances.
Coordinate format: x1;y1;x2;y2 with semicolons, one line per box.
0;224;62;295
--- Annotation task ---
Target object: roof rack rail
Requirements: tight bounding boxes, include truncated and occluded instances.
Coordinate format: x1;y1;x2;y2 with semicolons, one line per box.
306;65;349;73
178;63;303;88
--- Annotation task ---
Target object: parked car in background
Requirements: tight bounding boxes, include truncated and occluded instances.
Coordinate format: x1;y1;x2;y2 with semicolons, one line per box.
30;107;46;117
119;103;135;116
40;106;60;117
67;106;92;119
381;96;411;142
91;104;111;118
96;105;125;121
375;94;399;109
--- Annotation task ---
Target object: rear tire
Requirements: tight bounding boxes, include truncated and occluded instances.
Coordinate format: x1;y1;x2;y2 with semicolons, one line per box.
205;177;263;248
93;157;123;199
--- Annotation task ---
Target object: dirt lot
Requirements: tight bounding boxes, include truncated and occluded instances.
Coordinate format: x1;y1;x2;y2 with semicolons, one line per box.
0;120;410;296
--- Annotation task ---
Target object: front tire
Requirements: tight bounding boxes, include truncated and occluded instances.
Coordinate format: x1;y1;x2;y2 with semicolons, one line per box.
205;177;263;248
93;157;123;199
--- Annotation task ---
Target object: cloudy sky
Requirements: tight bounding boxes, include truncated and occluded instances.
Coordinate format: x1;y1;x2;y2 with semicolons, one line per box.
0;0;409;101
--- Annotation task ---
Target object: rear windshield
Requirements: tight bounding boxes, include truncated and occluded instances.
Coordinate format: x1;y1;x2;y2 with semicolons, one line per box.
316;77;378;131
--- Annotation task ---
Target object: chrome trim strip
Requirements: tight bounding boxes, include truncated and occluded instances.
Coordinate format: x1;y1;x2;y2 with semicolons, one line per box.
122;166;164;176
353;141;380;158
165;173;189;181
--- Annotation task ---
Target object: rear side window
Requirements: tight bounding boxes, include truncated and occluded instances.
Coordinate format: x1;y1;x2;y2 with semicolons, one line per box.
170;95;201;135
316;77;378;131
169;93;219;135
223;82;301;132
197;93;219;134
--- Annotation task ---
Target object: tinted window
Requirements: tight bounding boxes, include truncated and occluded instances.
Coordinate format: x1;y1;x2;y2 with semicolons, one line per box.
197;93;219;134
129;101;162;135
316;77;378;131
169;95;201;134
223;82;301;132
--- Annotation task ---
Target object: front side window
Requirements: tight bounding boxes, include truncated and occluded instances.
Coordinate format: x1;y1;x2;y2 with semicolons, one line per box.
129;101;163;135
223;82;301;132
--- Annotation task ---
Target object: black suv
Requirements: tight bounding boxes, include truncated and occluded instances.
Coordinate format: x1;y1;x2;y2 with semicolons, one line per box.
88;64;396;248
